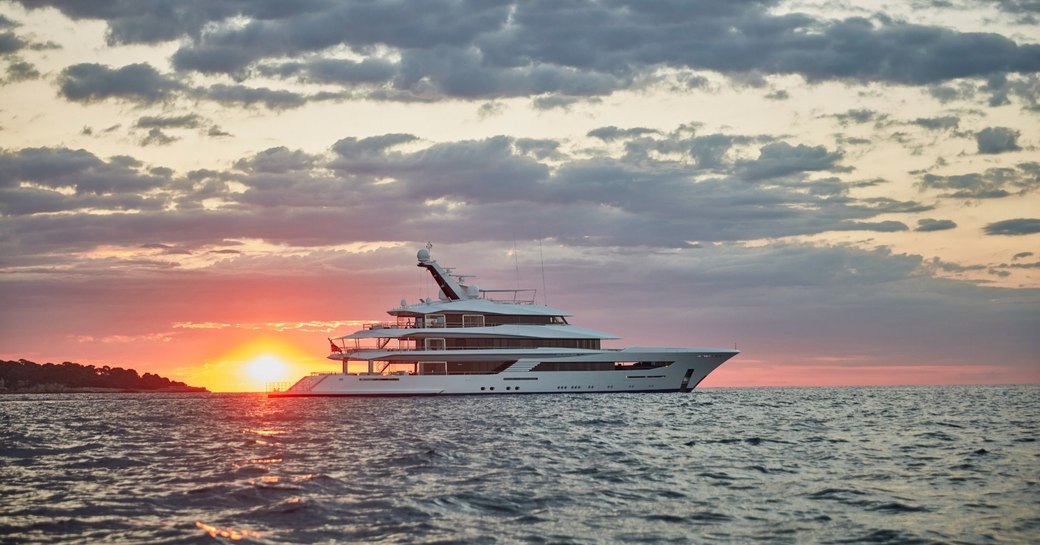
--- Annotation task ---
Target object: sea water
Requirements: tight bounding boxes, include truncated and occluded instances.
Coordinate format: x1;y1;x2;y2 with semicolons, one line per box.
1;386;1037;544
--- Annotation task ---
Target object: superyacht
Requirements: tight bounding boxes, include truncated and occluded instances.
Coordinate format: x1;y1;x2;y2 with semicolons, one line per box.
270;246;737;396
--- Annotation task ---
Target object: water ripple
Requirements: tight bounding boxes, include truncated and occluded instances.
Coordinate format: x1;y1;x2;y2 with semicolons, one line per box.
0;386;1037;544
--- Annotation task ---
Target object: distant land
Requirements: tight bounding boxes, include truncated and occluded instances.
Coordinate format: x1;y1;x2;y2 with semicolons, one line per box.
0;359;208;393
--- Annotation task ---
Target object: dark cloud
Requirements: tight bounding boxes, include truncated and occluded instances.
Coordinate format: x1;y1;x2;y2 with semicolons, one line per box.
984;218;1040;235
19;1;1040;105
587;126;660;142
140;128;176;146
4;58;39;82
982;0;1040;14
531;95;593;110
514;138;563;161
738;142;847;181
58;62;182;103
0;126;935;258
195;83;311;109
916;218;958;231
911;116;960;130
331;134;419;158
0;148;170;214
833;220;910;232
919;163;1039;199
1013;251;1034;260
134;114;201;129
691;134;741;169
927;74;1040;110
976;127;1022;154
920;172;1008;199
52;62;341;110
0;147;166;195
833;109;883;125
258;58;398;86
234;147;319;174
0;186;163;215
0;32;25;54
13;0;330;45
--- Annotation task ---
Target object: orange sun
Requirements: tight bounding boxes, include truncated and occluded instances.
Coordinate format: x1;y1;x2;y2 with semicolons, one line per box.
245;355;288;383
179;336;336;392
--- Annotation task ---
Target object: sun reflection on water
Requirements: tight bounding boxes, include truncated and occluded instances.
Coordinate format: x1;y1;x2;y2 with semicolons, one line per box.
195;521;261;541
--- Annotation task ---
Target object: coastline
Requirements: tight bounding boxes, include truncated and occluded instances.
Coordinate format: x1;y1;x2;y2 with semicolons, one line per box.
0;386;209;394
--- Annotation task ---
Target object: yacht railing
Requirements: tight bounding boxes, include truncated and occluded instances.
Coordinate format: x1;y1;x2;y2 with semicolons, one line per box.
362;320;563;331
329;346;607;354
478;288;537;304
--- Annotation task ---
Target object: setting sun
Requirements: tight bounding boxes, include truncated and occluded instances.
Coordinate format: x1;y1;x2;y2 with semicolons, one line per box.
245;355;288;383
175;336;337;392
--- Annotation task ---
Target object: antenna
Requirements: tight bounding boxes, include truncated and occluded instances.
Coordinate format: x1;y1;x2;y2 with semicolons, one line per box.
539;237;548;306
513;236;520;289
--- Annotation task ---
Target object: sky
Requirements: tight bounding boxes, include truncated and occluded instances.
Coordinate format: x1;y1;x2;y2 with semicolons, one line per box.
0;0;1038;392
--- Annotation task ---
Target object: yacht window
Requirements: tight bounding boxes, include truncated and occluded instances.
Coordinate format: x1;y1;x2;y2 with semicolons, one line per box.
462;314;485;328
421;361;447;375
426;314;446;328
424;338;446;350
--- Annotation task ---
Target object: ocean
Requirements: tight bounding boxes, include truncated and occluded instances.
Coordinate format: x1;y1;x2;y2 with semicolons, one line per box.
1;386;1037;544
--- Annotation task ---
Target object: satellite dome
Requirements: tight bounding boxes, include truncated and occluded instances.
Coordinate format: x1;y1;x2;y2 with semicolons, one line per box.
417;248;431;262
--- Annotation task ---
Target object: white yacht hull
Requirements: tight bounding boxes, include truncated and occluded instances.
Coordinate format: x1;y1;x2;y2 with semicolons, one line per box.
270;348;736;397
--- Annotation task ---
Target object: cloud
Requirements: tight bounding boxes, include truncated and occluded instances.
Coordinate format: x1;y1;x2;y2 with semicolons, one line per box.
0;125;938;262
173;320;364;333
140;243;192;255
0;147;169;215
134;114;202;129
258;58;398;86
833;109;885;126
0;31;25;55
1012;251;1034;260
690;134;741;169
976;126;1022;154
984;218;1040;236
4;59;40;82
195;83;312;109
587;126;660;142
833;220;910;232
0;147;165;193
58;62;182;103
738;142;847;181
20;1;1040;105
140;128;177;146
918;163;1039;199
911;116;960;130
916;218;957;232
234;146;319;174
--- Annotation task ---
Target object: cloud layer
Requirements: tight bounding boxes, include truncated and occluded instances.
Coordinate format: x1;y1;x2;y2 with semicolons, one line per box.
13;0;1040;107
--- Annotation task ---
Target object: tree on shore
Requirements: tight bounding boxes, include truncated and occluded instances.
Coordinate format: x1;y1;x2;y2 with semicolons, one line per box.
0;359;207;392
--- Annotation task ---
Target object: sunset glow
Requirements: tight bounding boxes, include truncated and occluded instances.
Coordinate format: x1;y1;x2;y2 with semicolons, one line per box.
245;356;289;384
0;1;1037;391
177;337;333;392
